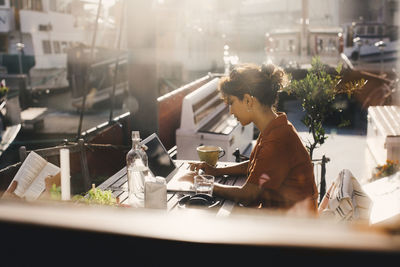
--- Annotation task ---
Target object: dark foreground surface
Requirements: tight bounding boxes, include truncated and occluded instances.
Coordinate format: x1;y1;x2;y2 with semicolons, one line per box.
0;200;398;266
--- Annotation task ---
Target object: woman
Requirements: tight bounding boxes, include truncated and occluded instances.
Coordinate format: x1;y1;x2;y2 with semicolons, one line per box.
189;63;319;213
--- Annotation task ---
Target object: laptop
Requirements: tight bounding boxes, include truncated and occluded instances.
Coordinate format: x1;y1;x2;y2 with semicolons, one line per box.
141;133;194;193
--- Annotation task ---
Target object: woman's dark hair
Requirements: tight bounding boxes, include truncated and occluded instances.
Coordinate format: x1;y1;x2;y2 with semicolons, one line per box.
218;63;288;108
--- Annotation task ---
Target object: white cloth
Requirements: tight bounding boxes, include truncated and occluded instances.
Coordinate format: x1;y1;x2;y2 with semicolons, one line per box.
362;172;400;224
318;169;372;222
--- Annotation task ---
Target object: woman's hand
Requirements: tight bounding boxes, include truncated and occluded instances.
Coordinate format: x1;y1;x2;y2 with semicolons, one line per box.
2;180;18;199
178;171;197;184
189;162;219;176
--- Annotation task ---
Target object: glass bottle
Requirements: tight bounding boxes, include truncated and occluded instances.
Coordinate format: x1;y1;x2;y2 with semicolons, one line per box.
126;131;148;208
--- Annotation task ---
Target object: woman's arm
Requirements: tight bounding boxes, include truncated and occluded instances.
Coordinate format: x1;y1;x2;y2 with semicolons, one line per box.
213;180;261;206
189;160;249;177
181;162;261;206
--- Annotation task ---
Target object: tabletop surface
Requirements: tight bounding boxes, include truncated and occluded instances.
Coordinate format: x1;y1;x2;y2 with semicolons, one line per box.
98;160;246;216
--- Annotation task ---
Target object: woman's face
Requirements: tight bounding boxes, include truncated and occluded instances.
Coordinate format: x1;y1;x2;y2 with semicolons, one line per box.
226;95;252;126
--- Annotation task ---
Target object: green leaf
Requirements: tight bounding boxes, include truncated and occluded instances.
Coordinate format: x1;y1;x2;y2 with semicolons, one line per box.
335;62;342;74
284;56;365;160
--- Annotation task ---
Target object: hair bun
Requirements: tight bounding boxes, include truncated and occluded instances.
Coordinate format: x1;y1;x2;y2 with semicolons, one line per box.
261;63;275;78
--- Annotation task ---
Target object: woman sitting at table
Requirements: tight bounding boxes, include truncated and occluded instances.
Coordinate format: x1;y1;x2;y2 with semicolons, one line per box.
189;63;319;213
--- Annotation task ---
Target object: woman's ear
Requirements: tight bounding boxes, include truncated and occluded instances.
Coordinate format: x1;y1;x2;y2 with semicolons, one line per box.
243;94;254;109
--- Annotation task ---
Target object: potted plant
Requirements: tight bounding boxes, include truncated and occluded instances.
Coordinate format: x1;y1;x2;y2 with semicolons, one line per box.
283;57;366;160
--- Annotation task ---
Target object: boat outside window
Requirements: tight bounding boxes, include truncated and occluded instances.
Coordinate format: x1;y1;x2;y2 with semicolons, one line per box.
328;38;336;52
377;26;384;36
356;25;365;35
49;0;71;13
42;40;52;54
317;38;323;53
274;40;281;51
367;25;375;35
288;39;295;52
10;0;42;11
0;35;7;52
61;42;68;53
32;0;43;11
53;41;61;54
49;0;55;11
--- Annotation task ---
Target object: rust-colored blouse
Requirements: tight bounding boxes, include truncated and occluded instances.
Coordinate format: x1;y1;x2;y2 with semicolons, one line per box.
247;113;318;212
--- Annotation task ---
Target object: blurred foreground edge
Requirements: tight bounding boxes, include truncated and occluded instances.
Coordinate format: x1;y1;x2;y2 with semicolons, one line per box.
0;199;398;265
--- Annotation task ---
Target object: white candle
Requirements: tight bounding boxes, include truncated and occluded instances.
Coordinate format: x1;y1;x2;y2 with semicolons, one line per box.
60;148;70;200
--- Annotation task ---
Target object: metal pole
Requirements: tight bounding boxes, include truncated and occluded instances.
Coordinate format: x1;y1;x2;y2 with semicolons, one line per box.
319;155;328;204
301;0;309;59
374;40;386;75
17;45;23;74
109;0;126;123
223;45;230;75
77;0;102;139
16;1;24;75
78;139;91;191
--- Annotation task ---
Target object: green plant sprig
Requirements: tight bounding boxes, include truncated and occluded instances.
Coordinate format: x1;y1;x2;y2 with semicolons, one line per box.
49;184;117;206
283;57;366;159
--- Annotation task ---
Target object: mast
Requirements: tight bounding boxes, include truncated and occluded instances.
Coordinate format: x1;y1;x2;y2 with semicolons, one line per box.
77;0;102;139
300;0;309;60
109;0;126;122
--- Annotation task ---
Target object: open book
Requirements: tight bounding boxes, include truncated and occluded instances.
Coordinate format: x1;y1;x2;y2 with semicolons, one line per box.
5;151;60;201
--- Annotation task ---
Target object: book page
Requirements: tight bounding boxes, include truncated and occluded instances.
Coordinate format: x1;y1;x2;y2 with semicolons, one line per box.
23;162;60;201
12;151;48;197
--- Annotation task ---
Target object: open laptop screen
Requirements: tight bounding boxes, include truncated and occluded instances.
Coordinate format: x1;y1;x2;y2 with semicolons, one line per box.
141;133;177;180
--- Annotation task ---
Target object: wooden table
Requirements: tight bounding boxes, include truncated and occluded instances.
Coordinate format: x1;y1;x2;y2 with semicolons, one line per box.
98;160;246;216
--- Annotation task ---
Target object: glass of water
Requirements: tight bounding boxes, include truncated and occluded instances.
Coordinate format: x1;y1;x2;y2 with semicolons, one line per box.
194;174;215;195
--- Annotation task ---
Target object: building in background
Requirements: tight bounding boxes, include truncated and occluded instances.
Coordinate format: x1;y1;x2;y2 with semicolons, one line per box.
145;0;398;89
0;0;123;90
1;0;398;92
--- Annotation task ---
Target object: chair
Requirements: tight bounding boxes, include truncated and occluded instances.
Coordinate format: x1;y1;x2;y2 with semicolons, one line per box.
318;169;372;222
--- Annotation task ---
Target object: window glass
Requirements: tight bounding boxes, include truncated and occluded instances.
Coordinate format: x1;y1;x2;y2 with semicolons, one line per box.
288;39;295;52
367;26;375;35
0;35;7;52
10;0;43;11
356;26;365;35
377;26;384;36
10;0;20;8
53;41;61;54
42;40;52;54
49;0;56;11
22;0;29;9
61;41;68;53
1;1;400;250
33;0;43;11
